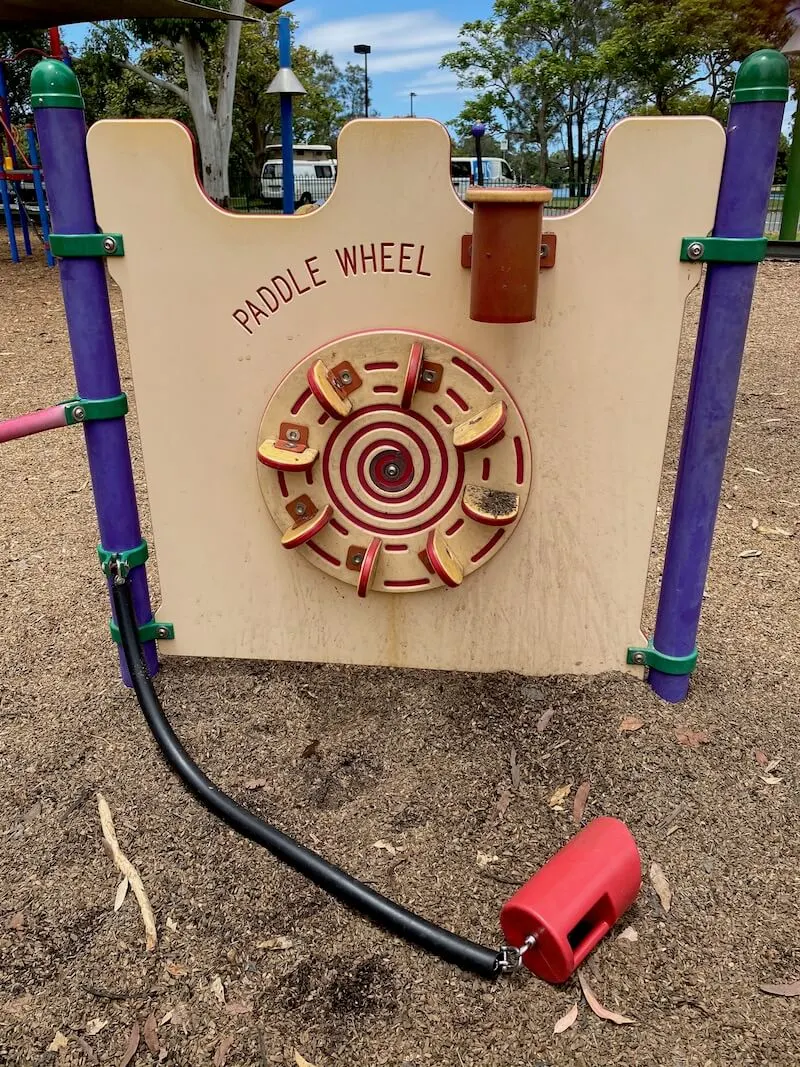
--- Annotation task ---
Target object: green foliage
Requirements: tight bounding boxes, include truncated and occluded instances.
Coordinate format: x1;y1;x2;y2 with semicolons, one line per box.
0;29;49;122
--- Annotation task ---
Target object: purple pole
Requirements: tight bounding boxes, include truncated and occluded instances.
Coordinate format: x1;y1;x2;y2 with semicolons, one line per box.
650;50;789;702
31;59;158;681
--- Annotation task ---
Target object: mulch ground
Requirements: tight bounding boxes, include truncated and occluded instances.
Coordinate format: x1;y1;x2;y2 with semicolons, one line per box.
1;249;798;1067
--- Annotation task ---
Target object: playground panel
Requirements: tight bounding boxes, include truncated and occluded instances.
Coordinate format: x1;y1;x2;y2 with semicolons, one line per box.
86;115;724;676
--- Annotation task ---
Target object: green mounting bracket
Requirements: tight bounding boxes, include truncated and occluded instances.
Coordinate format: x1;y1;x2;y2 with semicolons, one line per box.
49;233;125;258
97;540;149;580
64;393;128;425
680;237;767;264
627;642;698;677
109;618;175;645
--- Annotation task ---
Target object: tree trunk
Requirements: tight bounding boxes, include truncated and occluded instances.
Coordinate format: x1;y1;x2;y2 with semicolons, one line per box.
179;0;245;205
576;89;586;198
536;102;549;184
587;85;611;192
566;87;576;197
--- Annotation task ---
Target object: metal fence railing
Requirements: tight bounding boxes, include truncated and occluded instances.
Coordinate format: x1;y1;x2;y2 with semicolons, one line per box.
229;176;793;237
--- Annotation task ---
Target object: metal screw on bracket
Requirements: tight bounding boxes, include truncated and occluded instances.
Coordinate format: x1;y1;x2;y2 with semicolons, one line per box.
72;406;86;422
686;241;705;261
102;236;118;254
421;369;437;384
631;652;646;666
384;463;400;479
352;553;364;565
285;428;301;443
339;370;353;385
294;502;307;517
156;626;170;640
540;244;547;258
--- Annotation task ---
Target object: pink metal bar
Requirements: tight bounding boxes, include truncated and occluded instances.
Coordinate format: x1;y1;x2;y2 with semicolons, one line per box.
0;404;67;443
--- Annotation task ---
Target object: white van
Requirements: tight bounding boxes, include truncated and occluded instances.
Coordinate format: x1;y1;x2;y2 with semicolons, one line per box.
260;144;337;208
451;156;517;199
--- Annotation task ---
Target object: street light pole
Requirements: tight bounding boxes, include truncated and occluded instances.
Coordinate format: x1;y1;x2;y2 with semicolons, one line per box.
353;44;371;118
410;91;416;117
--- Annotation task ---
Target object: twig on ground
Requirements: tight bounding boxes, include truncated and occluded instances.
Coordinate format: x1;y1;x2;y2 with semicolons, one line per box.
97;792;158;951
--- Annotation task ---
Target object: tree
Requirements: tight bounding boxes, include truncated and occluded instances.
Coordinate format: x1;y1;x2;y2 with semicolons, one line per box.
601;0;791;114
0;29;49;123
442;1;622;193
337;61;375;121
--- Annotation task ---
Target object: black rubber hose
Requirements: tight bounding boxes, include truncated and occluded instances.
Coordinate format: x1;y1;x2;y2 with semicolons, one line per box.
112;578;502;979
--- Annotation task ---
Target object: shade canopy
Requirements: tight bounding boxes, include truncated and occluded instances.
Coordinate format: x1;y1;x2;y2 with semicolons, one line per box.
0;0;289;30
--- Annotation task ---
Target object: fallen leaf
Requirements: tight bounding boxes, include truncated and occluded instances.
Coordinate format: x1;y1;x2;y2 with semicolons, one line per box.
754;749;768;766
243;778;267;790
47;1032;69;1052
510;746;521;789
755;524;793;538
739;549;762;559
548;784;571;810
118;1024;139;1067
209;975;225;1004
143;1013;159;1055
649;862;672;913
77;1037;99;1065
742;467;764;475
7;912;24;931
573;781;590;824
476;852;498;869
114;877;129;912
166;916;178;932
578;971;635;1025
751;516;760;530
554;1003;579;1034
764;758;782;773
536;706;556;733
295;1052;318;1067
760;774;783;785
301;739;320;759
372;840;397;856
159;1010;173;1026
214;1036;234;1067
224;1000;253;1015
617;926;638;942
675;728;710;748
2;992;33;1017
24;800;42;823
619;716;644;733
166;1002;190;1031
158;1051;168;1064
495;788;513;819
85;1018;108;1036
759;979;800;997
164;961;188;978
257;936;293;951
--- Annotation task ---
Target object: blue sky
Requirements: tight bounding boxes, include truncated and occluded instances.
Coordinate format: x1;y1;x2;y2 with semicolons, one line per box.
61;2;490;127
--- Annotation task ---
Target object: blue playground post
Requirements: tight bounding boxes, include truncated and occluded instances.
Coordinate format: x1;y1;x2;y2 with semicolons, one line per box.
649;51;789;702
25;125;54;267
278;17;295;216
30;58;159;683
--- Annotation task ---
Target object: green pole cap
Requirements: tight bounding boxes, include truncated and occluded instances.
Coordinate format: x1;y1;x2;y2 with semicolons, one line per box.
732;49;790;104
30;59;84;110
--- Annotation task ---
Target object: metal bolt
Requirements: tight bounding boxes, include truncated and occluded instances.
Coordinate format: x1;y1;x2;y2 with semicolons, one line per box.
540;244;547;258
686;241;704;261
339;370;352;385
285;428;301;443
102;236;118;254
384;463;400;479
156;626;170;640
631;651;646;666
72;406;86;422
421;369;437;384
352;553;364;565
294;502;307;517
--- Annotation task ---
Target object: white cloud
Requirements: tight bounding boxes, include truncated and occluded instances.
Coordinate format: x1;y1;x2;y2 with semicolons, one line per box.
397;68;464;97
297;9;461;79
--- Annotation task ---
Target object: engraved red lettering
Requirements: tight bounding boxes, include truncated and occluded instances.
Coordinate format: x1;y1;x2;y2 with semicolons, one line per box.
416;244;431;277
288;267;311;296
335;246;359;276
380;242;395;273
306;255;327;287
399;242;414;274
232;308;252;334
360;243;377;272
257;285;279;312
271;275;294;303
